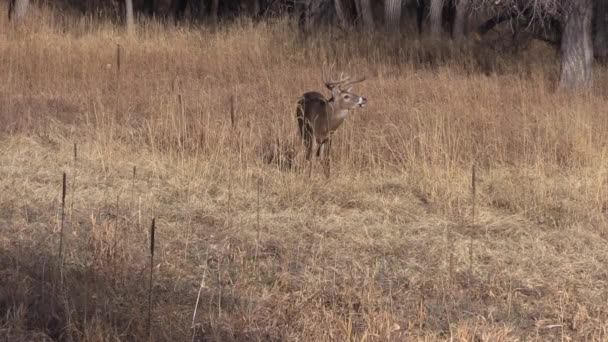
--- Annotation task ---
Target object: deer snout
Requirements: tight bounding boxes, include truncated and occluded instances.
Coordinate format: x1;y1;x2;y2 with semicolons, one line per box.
358;97;368;107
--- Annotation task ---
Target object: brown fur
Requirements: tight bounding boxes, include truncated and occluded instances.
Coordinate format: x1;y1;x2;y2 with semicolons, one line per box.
296;75;367;177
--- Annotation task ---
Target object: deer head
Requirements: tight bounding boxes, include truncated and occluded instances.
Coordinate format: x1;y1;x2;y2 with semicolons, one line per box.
322;65;368;110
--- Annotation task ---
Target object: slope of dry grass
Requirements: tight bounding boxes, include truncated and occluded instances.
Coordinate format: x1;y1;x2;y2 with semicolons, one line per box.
1;5;608;341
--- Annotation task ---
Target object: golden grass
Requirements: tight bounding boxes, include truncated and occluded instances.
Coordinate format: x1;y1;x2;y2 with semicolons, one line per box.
1;4;608;341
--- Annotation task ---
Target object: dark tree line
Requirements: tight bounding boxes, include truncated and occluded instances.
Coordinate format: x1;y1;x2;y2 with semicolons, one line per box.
472;0;604;88
7;0;608;89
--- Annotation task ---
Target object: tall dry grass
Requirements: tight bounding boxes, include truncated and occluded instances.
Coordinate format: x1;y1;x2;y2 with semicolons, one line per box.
1;4;608;341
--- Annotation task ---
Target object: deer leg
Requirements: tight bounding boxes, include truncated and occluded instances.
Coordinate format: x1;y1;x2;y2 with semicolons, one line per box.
319;139;331;178
316;142;324;158
303;134;314;178
301;123;314;161
304;135;313;161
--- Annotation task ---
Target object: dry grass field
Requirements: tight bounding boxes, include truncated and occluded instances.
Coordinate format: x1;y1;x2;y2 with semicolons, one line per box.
1;5;608;341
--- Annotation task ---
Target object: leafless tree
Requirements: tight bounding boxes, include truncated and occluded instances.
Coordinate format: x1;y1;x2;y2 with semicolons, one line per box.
472;0;594;89
209;0;219;25
384;0;402;33
429;0;444;38
334;0;349;28
252;0;261;17
358;0;374;29
595;0;608;61
8;0;29;22
559;0;593;89
125;0;134;31
144;0;156;16
300;0;332;33
453;0;469;39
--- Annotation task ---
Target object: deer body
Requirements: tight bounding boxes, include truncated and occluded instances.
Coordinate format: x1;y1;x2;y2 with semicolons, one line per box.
296;69;367;177
298;92;349;143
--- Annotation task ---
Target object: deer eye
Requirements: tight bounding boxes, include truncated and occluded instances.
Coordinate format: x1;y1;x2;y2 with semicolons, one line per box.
344;95;350;100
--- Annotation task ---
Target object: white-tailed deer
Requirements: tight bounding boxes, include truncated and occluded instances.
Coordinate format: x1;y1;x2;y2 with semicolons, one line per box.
296;66;367;177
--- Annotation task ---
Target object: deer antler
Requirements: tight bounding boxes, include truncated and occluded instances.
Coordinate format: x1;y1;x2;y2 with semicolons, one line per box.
322;63;351;90
341;75;366;90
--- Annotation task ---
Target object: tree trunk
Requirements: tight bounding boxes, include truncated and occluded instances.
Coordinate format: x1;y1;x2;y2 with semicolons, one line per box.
8;0;29;22
416;0;426;35
559;0;594;89
358;0;374;29
171;0;188;21
453;0;469;40
429;0;443;38
191;0;203;21
594;0;608;61
334;0;348;28
252;0;260;17
144;0;156;16
302;0;325;33
209;0;219;26
118;0;126;24
384;0;401;33
354;0;361;22
125;0;135;31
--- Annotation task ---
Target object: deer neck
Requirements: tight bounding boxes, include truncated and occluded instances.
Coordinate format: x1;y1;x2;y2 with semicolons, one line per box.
328;100;350;124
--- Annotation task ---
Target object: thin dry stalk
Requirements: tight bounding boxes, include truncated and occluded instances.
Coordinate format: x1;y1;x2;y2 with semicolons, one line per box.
58;172;67;277
138;196;142;233
191;268;208;342
131;166;136;209
116;44;122;78
112;191;122;280
469;164;476;282
217;258;222;318
228;165;233;228
178;94;184;153
445;223;454;285
472;164;476;223
61;287;74;342
69;143;78;240
148;217;156;341
230;95;236;129
469;164;477;283
507;269;513;319
418;296;426;331
255;178;261;265
308;156;313;178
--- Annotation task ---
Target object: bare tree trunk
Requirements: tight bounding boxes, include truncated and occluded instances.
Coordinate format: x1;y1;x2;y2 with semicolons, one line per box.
125;0;135;31
8;0;29;22
358;0;374;29
252;0;260;17
144;0;156;16
302;0;325;33
118;0;125;23
559;0;594;89
417;0;426;35
171;0;188;21
238;0;260;17
384;0;401;33
354;0;361;22
453;0;469;40
334;0;349;28
595;0;608;61
429;0;443;38
191;0;203;21
209;0;219;26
